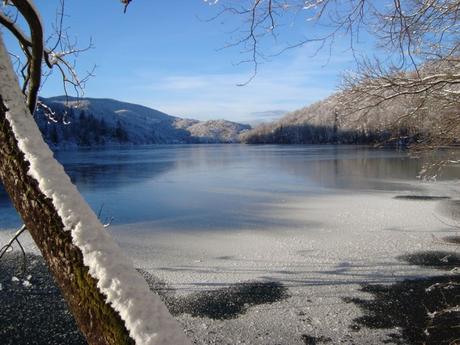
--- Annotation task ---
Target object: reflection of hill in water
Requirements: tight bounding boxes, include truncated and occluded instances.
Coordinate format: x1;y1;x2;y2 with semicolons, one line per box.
0;147;178;210
2;145;459;229
2;145;458;199
3;145;456;197
201;146;425;191
64;160;176;191
279;152;423;191
54;147;178;191
247;146;460;191
0;146;180;228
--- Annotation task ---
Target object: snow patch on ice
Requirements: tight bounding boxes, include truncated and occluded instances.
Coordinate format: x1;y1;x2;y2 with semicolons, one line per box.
0;34;190;345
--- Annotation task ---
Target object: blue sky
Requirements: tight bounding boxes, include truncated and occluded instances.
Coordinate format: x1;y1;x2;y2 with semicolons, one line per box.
7;1;374;123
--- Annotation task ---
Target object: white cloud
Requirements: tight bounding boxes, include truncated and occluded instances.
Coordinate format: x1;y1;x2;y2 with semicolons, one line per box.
126;46;355;123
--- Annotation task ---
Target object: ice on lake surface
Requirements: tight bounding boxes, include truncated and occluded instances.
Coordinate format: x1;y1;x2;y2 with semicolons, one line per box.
2;144;460;344
1;144;457;230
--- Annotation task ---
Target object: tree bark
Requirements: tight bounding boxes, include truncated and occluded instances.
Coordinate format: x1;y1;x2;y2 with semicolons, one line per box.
0;86;135;345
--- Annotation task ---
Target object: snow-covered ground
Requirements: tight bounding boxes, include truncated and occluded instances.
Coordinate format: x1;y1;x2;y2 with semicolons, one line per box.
104;189;456;344
3;183;455;344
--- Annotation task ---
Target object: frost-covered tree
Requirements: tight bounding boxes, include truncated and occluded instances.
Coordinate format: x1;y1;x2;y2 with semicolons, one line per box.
0;1;189;344
211;0;460;154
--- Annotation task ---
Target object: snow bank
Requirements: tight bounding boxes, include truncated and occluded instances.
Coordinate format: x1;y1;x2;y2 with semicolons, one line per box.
0;34;190;345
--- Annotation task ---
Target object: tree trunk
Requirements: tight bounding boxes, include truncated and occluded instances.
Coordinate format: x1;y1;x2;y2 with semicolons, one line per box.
0;34;189;345
0;67;134;345
0;101;137;345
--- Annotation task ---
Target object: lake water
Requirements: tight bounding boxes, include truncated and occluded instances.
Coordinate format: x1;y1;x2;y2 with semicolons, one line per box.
0;144;458;231
2;144;460;345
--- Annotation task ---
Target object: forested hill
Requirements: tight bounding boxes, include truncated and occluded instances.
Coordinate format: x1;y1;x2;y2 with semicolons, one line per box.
35;96;251;147
239;75;441;146
239;93;419;145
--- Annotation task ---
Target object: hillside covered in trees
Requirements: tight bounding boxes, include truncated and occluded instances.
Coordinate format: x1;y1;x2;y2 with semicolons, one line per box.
240;61;456;148
36;96;251;147
239;94;408;145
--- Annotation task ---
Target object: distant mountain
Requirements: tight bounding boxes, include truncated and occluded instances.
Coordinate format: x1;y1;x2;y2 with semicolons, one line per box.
35;96;250;147
186;120;251;143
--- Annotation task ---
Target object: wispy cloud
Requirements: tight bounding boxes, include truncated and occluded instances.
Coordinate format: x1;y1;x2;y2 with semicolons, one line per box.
250;110;287;118
248;110;287;125
125;46;356;123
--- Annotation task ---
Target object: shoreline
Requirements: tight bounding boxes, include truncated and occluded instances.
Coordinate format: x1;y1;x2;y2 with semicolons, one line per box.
1;190;459;344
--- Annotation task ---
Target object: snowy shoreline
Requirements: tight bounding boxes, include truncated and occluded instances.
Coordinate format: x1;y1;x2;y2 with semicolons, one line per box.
110;191;459;344
2;189;458;344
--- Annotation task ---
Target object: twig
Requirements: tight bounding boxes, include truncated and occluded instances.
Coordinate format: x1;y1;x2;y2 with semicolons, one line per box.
0;224;27;273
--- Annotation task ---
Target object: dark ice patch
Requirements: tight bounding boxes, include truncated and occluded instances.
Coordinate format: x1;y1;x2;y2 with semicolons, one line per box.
398;251;460;270
394;195;451;201
344;275;460;345
170;281;289;320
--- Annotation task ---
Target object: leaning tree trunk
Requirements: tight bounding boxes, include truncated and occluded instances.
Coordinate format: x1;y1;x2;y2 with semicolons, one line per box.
0;97;135;344
0;34;189;345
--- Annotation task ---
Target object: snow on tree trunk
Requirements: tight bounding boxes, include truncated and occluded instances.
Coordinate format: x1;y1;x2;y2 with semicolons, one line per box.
0;33;190;345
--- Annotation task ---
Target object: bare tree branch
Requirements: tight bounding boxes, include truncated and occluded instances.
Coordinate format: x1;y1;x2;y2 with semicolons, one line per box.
10;0;43;114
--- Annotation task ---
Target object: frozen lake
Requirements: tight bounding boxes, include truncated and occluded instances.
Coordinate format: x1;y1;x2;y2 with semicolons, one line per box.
1;144;457;231
2;144;460;344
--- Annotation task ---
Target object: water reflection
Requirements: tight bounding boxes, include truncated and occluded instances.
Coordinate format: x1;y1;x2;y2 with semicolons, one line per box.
0;145;458;230
54;146;179;191
253;146;425;191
